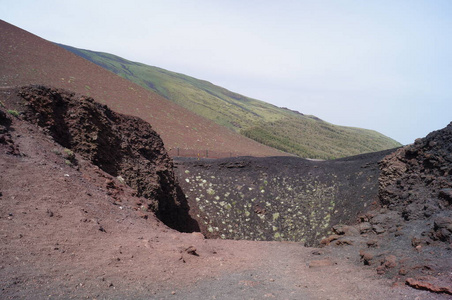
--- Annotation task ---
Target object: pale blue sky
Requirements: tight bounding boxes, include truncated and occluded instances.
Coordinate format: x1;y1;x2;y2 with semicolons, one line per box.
2;0;451;144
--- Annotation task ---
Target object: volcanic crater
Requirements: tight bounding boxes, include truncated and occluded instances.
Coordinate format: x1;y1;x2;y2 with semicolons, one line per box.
1;85;451;299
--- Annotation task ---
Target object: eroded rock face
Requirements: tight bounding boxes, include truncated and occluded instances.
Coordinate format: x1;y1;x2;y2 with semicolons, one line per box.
324;122;452;284
4;85;198;232
174;151;394;246
379;122;452;223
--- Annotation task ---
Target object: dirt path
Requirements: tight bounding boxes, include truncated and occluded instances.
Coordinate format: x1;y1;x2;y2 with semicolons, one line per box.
151;242;445;300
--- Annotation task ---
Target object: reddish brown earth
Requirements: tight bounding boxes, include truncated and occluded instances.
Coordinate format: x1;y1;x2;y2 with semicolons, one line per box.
0;20;286;158
1;86;449;299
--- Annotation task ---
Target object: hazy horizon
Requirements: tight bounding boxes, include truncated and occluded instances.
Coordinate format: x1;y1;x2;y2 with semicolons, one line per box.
2;0;451;144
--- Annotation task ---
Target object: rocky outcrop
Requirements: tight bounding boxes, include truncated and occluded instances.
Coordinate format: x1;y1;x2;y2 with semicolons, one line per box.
379;123;452;212
406;278;452;295
322;122;452;289
379;122;452;232
3;85;198;232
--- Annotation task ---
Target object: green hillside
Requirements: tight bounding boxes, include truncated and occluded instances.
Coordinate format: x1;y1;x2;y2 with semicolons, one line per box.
58;44;401;159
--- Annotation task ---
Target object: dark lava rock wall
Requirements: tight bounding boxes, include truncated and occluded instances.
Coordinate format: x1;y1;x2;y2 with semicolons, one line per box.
175;150;395;246
4;85;198;232
319;122;452;282
379;122;452;211
379;122;452;240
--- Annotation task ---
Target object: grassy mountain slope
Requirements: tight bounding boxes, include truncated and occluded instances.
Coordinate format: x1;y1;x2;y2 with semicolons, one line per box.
242;117;399;159
58;44;402;159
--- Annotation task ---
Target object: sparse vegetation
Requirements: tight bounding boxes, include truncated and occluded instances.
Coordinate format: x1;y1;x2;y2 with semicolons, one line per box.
7;110;19;117
51;148;61;155
62;148;77;165
63;148;74;157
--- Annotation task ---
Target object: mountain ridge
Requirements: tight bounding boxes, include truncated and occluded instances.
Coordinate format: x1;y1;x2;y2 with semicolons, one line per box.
58;43;402;159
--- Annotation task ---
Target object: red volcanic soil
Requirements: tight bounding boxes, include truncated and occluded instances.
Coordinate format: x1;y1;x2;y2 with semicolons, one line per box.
0;20;286;158
1;86;445;299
